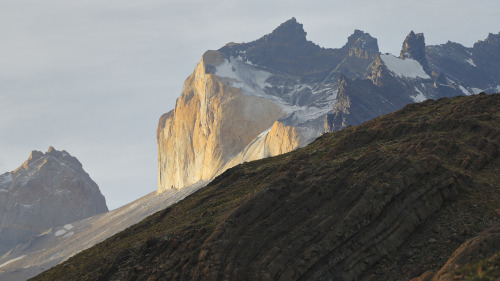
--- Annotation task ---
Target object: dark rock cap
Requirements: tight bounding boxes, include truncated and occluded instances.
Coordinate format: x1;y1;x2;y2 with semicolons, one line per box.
264;17;307;43
400;30;430;73
400;31;426;60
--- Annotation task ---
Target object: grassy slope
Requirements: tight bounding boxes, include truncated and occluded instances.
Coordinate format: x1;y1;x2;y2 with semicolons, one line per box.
32;93;500;281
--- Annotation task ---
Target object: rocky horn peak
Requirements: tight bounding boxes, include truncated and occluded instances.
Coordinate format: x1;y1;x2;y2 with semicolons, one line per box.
400;30;430;72
400;30;426;59
264;17;307;43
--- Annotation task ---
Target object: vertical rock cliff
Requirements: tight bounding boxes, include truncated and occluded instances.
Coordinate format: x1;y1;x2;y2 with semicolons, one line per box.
157;18;339;192
157;51;287;192
0;147;108;255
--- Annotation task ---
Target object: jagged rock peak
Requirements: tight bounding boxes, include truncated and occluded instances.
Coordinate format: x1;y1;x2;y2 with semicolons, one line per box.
400;30;426;59
23;146;82;170
27;150;44;163
400;30;430;73
338;73;349;89
264;17;307;43
479;31;500;47
345;29;379;52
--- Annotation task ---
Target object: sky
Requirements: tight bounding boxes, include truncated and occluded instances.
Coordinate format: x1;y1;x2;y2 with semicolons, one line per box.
1;0;499;210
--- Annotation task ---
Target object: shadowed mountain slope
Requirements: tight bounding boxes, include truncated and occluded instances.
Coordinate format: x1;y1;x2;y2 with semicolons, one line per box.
34;93;500;281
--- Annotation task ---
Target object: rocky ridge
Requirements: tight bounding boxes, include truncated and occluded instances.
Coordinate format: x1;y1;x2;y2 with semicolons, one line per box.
158;18;500;193
0;147;108;255
36;93;500;280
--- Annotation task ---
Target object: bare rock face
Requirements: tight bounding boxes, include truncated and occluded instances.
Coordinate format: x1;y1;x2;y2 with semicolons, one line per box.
400;31;430;73
157;19;343;192
157;52;286;192
217;120;306;176
0;147;108;254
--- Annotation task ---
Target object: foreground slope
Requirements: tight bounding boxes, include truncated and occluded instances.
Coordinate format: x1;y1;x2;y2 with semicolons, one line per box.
35;93;500;281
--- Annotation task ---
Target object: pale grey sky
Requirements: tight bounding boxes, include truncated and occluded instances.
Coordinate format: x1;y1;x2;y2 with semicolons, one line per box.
1;0;499;209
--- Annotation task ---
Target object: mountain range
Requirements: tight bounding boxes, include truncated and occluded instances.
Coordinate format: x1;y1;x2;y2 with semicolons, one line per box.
157;17;500;196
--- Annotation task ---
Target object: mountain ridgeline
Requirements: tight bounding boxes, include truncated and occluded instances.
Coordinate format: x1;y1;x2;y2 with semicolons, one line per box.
34;93;500;280
157;17;500;194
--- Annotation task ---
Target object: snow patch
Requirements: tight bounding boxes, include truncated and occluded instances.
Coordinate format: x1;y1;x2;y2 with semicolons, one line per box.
54;229;67;237
459;85;470;95
0;173;12;187
411;87;427;102
63;232;74;238
465;58;477;67
215;58;271;95
471;88;483;94
380;54;430;79
496;85;500;92
63;224;73;230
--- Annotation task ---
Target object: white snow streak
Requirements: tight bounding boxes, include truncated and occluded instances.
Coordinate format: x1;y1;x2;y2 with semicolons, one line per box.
0;173;12;187
411;87;427;102
215;58;271;95
0;255;26;269
54;229;66;237
466;58;477;67
459;85;471;95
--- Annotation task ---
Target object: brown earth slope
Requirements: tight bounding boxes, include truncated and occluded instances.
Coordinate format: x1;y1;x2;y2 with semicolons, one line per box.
32;93;500;281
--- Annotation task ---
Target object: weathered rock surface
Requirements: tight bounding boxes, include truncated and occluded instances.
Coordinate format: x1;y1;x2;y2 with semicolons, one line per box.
158;18;337;192
0;147;108;255
157;51;287;192
400;31;430;72
158;18;500;193
36;93;500;281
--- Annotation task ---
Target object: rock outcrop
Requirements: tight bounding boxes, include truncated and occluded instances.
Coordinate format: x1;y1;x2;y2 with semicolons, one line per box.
400;31;430;73
157;51;287;192
0;147;108;255
157;18;338;192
